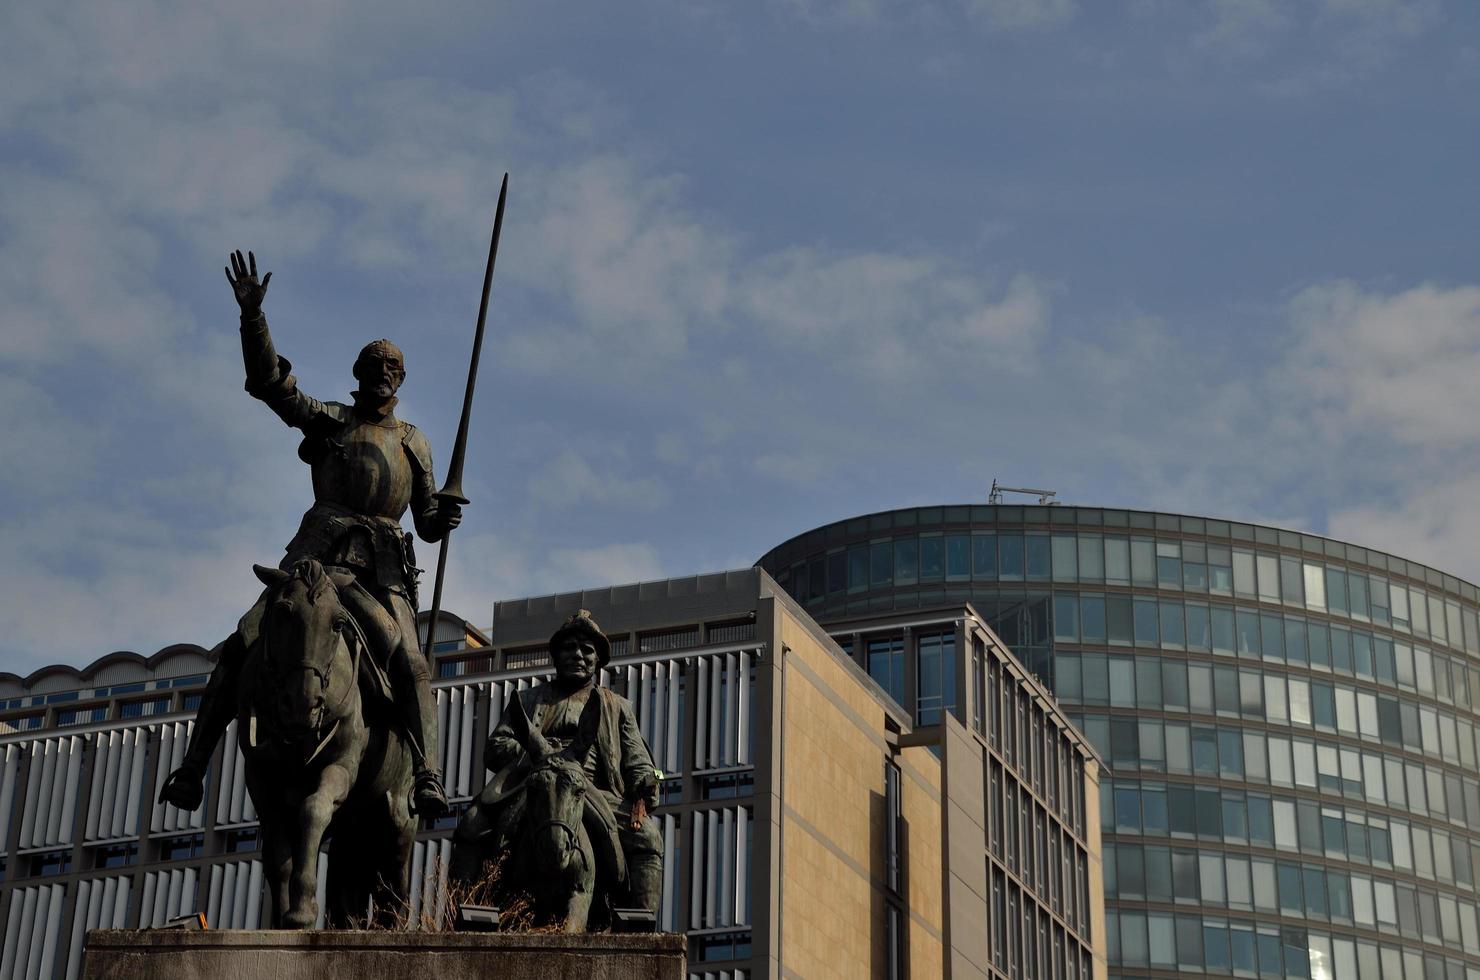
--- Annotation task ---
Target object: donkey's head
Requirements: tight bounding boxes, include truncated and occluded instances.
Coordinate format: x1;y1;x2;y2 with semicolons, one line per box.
506;693;601;875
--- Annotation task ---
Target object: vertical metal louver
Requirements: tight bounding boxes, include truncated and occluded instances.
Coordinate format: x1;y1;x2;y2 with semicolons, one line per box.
436;684;478;800
693;652;754;772
137;867;200;927
64;876;132;980
149;721;205;834
687;805;752;930
205;859;264;929
84;727;148;842
214;720;259;827
0;883;67;980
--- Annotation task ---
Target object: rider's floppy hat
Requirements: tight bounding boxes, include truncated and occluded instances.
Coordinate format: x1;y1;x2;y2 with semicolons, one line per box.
548;609;612;668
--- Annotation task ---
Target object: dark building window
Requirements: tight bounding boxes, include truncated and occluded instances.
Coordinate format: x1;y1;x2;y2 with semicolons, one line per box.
694;931;751;962
867;637;906;707
159;834;205;862
31;850;71;877
226;829;259;853
92;843;137;868
916;631;955;725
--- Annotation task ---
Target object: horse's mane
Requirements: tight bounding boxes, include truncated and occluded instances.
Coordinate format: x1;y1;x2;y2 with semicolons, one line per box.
285;559;335;606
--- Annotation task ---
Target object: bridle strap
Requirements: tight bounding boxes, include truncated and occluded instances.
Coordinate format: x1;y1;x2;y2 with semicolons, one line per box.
534;818;583;852
259;593;365;747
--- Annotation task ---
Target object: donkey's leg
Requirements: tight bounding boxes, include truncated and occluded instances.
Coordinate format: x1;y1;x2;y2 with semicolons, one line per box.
283;763;353;929
560;826;596;933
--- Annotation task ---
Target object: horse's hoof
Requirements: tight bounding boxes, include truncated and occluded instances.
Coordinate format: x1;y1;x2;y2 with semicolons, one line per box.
282;912;315;929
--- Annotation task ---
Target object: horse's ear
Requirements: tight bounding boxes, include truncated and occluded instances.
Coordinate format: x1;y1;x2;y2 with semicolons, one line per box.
572;690;602;757
253;564;290;588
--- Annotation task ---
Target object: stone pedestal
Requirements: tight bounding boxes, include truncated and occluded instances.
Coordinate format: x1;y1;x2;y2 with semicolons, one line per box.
81;929;687;980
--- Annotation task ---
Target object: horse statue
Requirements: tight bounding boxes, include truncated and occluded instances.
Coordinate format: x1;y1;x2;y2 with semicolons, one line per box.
477;692;627;932
240;559;418;928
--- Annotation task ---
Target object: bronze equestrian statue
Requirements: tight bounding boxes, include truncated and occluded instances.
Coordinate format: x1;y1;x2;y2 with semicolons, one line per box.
160;250;460;825
240;559;419;927
450;610;664;929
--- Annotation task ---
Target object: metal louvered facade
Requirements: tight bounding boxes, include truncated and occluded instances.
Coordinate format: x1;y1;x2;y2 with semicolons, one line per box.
1;567;1097;979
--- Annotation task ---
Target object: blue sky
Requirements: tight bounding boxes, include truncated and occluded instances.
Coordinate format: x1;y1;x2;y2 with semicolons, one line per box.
3;0;1479;672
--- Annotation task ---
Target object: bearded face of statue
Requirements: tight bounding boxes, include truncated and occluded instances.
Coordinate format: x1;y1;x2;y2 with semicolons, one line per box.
353;340;406;403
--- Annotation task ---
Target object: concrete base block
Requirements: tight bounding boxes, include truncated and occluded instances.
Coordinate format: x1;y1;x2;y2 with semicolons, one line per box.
81;929;687;980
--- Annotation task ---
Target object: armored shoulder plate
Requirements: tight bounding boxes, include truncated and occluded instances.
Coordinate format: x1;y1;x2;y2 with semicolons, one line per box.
400;422;433;476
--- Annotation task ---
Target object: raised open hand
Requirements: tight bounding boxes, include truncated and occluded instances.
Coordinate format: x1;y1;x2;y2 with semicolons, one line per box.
225;250;272;313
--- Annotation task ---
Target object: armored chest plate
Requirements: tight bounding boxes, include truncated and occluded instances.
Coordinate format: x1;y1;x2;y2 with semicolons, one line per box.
310;418;414;520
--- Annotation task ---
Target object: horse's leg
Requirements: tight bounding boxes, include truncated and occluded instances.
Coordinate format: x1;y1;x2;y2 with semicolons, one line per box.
361;737;416;928
245;759;292;929
258;812;292;929
283;763;353;929
559;827;596;933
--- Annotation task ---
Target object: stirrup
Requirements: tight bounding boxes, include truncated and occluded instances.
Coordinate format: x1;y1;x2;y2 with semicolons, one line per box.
413;770;449;819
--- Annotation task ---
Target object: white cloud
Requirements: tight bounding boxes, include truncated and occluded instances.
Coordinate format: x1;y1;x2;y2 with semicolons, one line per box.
965;0;1076;32
526;449;671;511
1194;0;1293;56
1285;280;1480;448
1328;474;1480;584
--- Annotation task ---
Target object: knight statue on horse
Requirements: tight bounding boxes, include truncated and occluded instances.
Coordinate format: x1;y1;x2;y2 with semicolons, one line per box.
160;250;458;825
450;610;665;931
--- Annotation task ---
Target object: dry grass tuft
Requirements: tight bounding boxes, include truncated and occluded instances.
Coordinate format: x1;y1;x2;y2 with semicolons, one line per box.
350;855;564;933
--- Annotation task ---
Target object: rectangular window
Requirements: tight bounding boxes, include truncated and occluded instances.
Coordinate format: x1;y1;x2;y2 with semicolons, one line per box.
894;537;918;585
1054;595;1079;642
827;551;847;594
915;632;955;725
1260;614;1284;662
871;540;893;587
998;534;1023;581
971;533;995;580
1159;601;1186;649
868;637;906;707
1157;541;1182;589
1211;606;1235;655
1256;554;1280;602
849;545;869;593
1185;604;1211;652
1025;535;1051;580
1078;534;1104;583
1233;551;1257;597
1134;599;1160;647
1053;535;1078;582
920;536;944;582
1131;538;1156;586
946;534;970;581
1105;536;1131;585
1236;610;1261;657
1304;563;1327;611
1327;567;1349;616
1081;596;1107;643
1107;596;1134;646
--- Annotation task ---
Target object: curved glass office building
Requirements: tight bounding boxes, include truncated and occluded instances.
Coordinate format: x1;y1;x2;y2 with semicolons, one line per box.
759;505;1480;980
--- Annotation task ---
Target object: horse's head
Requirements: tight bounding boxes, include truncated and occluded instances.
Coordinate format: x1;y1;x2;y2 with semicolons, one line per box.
506;692;601;874
253;560;355;740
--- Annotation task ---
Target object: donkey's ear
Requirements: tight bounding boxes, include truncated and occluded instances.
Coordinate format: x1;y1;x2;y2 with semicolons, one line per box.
506;692;532;744
253;564;290;588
